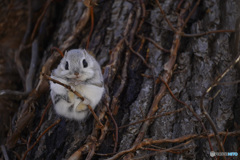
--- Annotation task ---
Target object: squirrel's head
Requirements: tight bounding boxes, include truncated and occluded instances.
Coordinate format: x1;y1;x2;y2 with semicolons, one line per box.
53;49;101;83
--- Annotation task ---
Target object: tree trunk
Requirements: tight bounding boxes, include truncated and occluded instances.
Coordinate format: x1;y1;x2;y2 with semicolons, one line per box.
0;0;240;160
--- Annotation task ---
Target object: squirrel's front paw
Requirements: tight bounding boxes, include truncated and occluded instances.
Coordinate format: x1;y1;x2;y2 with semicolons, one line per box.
68;91;75;102
76;103;88;112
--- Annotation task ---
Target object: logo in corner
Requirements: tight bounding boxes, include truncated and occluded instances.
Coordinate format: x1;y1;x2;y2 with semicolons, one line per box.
210;151;215;157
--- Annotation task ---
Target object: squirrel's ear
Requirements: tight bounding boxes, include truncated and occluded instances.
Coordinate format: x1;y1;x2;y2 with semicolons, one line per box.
64;50;68;56
83;49;88;56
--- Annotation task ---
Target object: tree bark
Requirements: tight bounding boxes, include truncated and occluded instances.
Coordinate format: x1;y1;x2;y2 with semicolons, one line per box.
0;0;240;160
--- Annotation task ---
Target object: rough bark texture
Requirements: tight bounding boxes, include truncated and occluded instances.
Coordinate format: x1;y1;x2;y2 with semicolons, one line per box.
0;0;240;160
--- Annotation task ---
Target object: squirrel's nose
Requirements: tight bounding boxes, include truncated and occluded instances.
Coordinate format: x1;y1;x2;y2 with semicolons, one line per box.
74;72;79;76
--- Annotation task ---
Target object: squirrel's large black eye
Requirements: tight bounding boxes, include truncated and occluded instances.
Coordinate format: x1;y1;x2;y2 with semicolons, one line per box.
82;59;88;68
65;61;69;70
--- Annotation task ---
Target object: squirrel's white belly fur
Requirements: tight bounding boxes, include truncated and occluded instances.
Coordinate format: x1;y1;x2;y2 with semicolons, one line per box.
50;79;104;120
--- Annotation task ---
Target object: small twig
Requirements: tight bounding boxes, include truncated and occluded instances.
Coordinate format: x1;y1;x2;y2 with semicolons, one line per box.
103;38;125;85
234;17;240;53
136;0;146;33
124;38;151;68
22;119;61;160
51;47;64;57
145;21;172;31
141;73;153;79
180;0;201;30
30;0;53;41
137;36;145;53
146;23;234;38
0;90;29;100
182;30;235;37
83;0;98;7
86;142;97;160
176;0;184;11
94;152;115;156
12;151;21;160
208;89;221;101
86;6;94;49
155;0;177;32
135;140;193;160
14;0;32;83
138;35;170;52
113;107;185;130
106;104;118;153
1;145;9;160
87;105;103;128
27;101;52;148
68;141;92;160
216;80;240;86
222;130;228;145
158;76;188;107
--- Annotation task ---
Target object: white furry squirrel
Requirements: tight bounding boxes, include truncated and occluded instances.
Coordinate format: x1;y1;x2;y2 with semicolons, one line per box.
50;49;104;121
